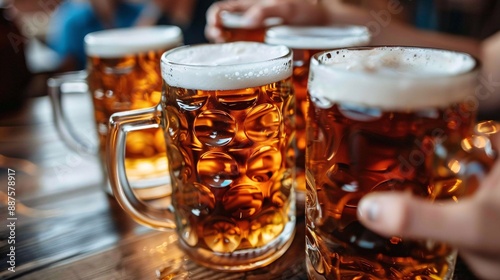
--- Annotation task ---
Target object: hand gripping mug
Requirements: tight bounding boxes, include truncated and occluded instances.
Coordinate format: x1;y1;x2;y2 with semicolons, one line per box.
48;26;183;200
219;11;283;42
107;42;297;271
305;47;497;279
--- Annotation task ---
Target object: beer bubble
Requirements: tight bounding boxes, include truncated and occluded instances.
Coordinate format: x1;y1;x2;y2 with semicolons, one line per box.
222;184;263;219
246;146;282;183
198;152;239;188
194;110;236;146
202;218;242;253
244;103;282;142
247;209;285;247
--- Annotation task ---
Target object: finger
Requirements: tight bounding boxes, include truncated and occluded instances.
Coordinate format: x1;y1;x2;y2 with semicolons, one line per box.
207;0;258;27
204;25;225;43
357;192;481;249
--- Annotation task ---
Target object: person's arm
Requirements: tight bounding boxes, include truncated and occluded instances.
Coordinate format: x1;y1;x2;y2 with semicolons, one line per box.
478;31;500;119
321;2;482;57
205;0;329;43
206;0;481;57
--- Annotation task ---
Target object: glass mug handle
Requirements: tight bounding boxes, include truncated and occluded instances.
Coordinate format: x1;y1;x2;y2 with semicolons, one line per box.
47;70;98;155
107;105;175;229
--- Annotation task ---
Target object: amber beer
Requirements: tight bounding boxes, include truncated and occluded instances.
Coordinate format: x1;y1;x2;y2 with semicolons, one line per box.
306;47;479;279
160;42;296;269
220;11;283;42
85;26;182;198
265;25;370;201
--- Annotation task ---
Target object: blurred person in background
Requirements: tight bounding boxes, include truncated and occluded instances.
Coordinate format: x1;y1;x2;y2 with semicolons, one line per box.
137;0;217;45
45;0;145;72
206;0;500;279
46;0;218;73
206;0;499;118
0;0;32;114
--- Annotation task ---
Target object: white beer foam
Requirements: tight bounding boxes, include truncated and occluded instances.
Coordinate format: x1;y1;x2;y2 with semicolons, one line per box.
84;26;183;58
265;25;371;49
162;42;292;90
308;47;478;110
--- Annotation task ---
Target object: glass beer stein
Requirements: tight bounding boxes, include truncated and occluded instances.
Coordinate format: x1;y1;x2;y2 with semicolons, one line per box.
48;26;183;200
305;47;496;279
219;11;283;42
107;42;296;271
265;25;370;207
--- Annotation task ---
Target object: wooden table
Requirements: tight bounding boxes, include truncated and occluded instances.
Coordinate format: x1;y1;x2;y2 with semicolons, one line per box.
0;94;478;279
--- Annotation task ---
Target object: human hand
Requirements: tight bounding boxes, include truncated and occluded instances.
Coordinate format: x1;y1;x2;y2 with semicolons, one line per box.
205;0;328;43
357;129;500;279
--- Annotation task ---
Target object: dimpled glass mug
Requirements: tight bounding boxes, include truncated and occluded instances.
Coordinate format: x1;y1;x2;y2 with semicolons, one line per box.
107;42;296;271
265;25;371;207
49;26;183;200
305;47;496;279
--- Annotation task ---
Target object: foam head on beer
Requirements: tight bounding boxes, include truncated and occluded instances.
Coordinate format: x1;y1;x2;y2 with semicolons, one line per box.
309;47;478;111
162;42;292;90
265;25;370;49
84;26;183;58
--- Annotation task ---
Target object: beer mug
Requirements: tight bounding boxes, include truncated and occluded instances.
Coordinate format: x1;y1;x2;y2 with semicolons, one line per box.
107;42;296;271
265;25;370;206
305;47;496;279
220;11;283;42
48;26;183;200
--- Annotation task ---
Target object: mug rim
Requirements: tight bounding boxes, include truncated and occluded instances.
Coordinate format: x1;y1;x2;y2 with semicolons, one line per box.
265;25;371;50
308;46;481;111
161;42;292;68
160;42;293;91
84;25;183;58
311;46;480;79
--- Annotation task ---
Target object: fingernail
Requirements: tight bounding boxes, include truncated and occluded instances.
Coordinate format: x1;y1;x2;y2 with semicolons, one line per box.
358;198;379;222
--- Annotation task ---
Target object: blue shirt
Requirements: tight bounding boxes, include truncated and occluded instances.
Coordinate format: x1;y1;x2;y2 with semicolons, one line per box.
47;1;144;70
